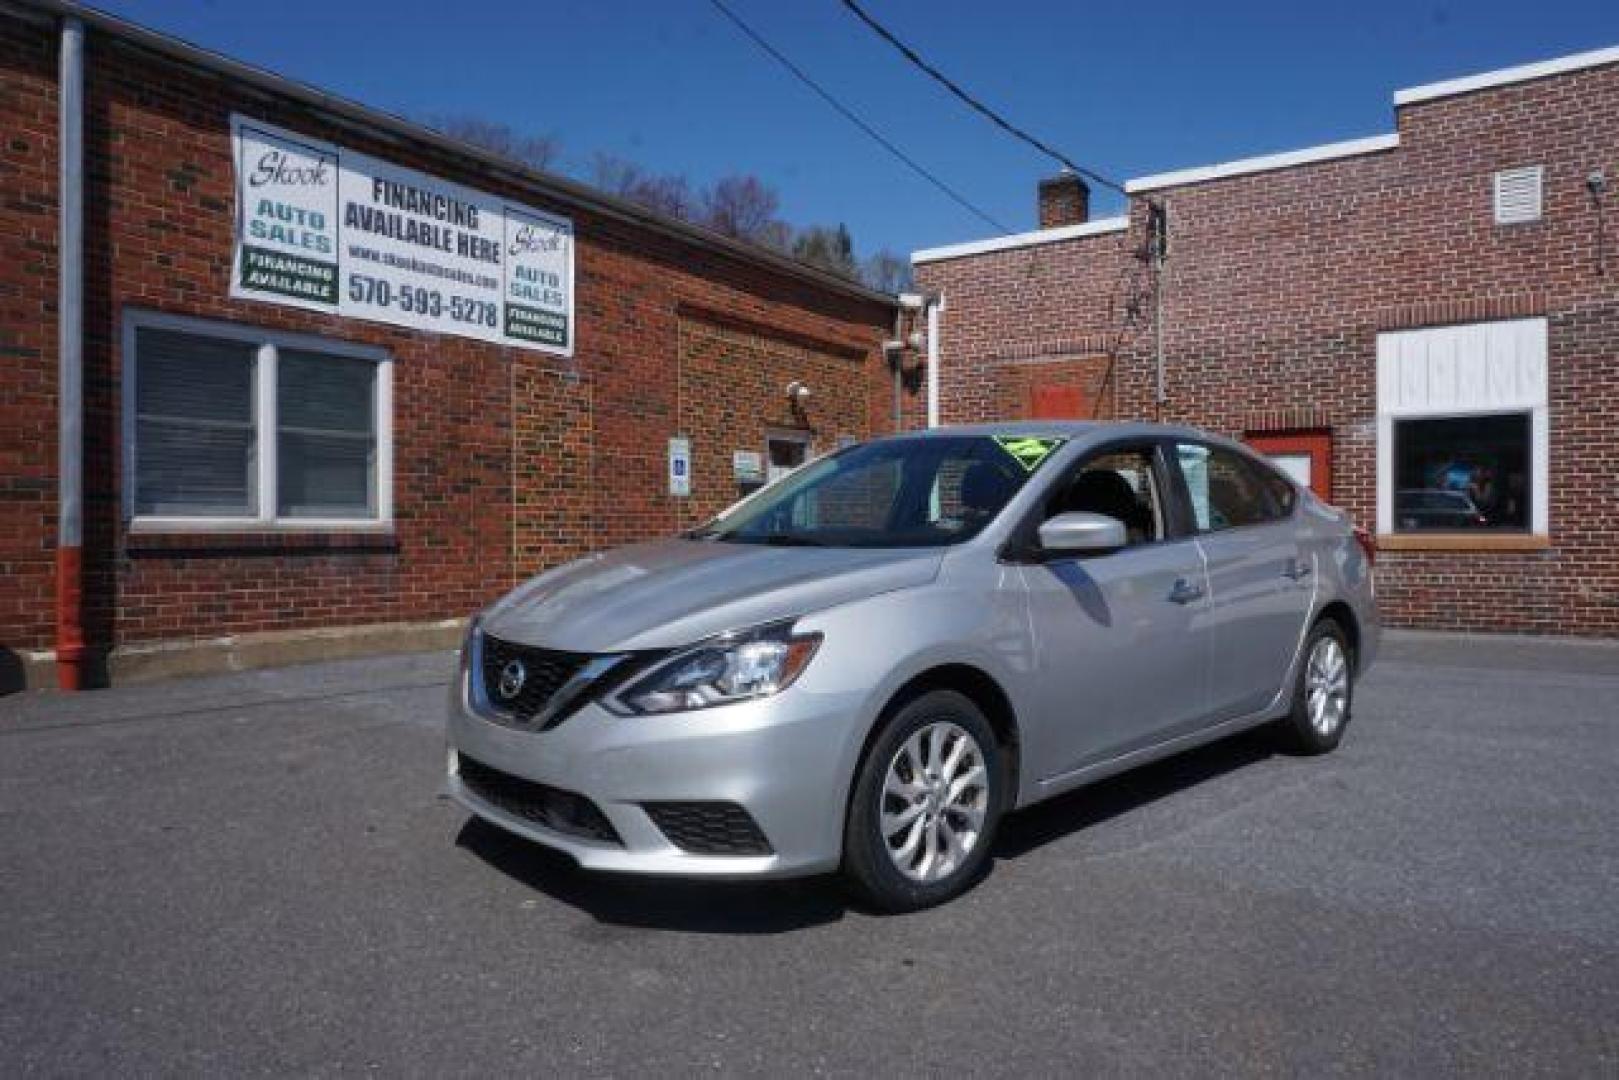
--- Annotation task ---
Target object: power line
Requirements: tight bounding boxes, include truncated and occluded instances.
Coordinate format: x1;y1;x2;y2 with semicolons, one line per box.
705;0;1008;232
838;0;1128;198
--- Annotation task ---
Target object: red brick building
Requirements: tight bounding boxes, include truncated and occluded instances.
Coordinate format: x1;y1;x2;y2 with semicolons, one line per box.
1;2;909;690
914;46;1619;636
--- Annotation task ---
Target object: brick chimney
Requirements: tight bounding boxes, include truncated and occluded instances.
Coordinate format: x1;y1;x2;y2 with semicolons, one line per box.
1037;170;1090;229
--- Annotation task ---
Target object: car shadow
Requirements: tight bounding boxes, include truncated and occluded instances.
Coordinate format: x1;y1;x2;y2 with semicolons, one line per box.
455;816;850;934
455;729;1277;931
993;728;1276;859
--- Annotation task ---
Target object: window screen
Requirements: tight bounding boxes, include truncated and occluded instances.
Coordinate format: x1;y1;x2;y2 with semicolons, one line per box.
134;329;257;517
277;350;376;518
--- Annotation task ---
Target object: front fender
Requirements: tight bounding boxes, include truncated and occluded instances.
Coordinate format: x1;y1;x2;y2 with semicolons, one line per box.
789;568;1033;830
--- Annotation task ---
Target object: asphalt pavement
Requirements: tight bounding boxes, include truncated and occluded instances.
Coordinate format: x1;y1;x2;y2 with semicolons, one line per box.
2;632;1616;1076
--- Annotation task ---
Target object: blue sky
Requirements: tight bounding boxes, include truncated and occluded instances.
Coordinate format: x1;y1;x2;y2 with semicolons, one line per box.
100;0;1618;258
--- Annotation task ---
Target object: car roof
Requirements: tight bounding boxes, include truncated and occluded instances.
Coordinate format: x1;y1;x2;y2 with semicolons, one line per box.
868;420;1218;443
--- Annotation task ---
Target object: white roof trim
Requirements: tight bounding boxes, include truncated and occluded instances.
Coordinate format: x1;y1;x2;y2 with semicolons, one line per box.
1395;43;1619;106
911;216;1129;264
1125;134;1399;194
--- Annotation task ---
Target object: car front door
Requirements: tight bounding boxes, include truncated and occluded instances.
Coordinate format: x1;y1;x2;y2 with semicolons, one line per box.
1016;441;1212;783
1173;441;1316;721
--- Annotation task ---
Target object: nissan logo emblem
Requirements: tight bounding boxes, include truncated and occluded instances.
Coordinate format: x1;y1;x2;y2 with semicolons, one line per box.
497;659;527;700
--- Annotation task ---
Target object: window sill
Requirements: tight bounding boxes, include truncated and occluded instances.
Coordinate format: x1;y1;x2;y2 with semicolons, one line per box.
1375;533;1549;552
125;523;398;555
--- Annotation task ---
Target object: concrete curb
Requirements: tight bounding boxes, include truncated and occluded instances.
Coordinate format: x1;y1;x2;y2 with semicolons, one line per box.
12;617;466;691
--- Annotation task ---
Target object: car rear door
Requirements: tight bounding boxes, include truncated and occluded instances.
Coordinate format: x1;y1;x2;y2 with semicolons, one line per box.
1172;441;1316;721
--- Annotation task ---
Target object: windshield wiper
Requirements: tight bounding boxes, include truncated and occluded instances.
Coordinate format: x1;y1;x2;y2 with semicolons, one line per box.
746;533;827;547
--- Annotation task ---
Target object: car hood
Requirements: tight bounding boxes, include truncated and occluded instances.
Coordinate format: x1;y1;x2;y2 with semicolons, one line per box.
482;538;945;652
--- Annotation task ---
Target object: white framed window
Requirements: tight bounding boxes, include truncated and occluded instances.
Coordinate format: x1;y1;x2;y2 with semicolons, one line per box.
1493;166;1543;225
1376;318;1548;537
123;311;393;530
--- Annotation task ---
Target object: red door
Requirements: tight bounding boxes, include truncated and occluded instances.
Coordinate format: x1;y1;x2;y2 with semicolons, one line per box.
1247;429;1333;501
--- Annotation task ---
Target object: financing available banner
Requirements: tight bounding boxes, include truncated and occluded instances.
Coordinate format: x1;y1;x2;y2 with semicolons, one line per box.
229;114;574;355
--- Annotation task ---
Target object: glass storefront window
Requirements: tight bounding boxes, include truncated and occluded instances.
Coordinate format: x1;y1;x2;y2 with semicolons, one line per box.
1392;414;1530;532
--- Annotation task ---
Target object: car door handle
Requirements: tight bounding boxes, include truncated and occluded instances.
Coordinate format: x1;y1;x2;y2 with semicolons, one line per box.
1282;559;1313;581
1167;578;1205;605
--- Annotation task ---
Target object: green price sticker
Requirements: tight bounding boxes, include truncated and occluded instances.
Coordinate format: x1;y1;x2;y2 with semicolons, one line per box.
993;436;1065;472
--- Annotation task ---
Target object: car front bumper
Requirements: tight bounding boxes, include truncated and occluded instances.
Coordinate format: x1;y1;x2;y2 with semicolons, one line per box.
445;671;864;879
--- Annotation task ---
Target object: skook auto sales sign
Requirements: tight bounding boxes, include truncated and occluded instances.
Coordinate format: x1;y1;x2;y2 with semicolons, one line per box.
230;115;575;355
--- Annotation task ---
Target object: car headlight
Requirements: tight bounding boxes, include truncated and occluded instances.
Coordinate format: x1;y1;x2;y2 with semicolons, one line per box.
605;621;822;716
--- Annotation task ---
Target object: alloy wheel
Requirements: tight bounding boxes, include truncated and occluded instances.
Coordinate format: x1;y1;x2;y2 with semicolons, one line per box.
879;721;989;883
1305;636;1350;736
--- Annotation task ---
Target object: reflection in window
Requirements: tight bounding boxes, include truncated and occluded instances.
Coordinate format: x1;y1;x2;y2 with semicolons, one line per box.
794;458;901;531
1177;444;1281;532
1393;414;1530;532
277;350;377;519
706;436;1047;548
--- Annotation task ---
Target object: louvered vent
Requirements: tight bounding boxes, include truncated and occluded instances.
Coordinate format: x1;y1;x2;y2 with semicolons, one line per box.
1493;166;1543;225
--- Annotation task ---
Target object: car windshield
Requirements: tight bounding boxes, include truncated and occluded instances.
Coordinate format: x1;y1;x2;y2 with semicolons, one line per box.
694;434;1065;548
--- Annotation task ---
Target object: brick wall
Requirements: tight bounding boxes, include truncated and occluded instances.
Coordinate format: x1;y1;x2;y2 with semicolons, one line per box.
0;14;904;664
918;61;1619;636
0;15;58;655
673;309;871;529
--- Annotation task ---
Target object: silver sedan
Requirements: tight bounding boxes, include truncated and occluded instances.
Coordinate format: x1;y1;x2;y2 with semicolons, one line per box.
447;422;1379;910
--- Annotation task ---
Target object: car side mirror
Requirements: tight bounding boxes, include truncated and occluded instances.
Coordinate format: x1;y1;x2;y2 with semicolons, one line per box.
1036;511;1127;557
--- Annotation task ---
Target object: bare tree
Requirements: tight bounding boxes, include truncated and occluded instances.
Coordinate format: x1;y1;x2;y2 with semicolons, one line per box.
701;175;781;243
430;115;560;172
589;153;696;221
860;249;913;293
792;223;859;280
419;117;887;286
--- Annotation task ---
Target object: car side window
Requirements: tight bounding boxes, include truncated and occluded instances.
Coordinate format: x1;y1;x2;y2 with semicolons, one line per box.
1255;461;1297;515
1043;446;1165;547
1176;443;1283;532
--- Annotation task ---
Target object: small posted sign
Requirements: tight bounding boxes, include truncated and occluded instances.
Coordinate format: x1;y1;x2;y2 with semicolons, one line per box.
669;437;692;497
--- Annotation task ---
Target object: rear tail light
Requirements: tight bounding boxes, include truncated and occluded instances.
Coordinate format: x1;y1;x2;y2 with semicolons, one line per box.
1353;525;1377;567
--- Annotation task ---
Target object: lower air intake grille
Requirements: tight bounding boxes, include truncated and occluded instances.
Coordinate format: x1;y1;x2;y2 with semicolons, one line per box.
457;754;622;845
643;801;773;856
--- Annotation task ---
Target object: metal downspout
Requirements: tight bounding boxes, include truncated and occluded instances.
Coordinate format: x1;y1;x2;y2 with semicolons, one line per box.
56;14;85;690
925;296;941;428
890;306;903;433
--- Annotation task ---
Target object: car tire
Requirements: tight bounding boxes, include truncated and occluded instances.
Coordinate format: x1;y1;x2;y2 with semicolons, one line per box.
842;689;1005;913
1277;617;1354;755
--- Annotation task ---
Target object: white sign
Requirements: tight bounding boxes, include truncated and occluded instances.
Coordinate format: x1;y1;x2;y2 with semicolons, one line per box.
669;437;692;497
732;449;764;483
230;115;574;355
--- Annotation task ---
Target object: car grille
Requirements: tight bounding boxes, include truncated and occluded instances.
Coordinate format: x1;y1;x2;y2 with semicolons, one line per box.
643;802;773;856
478;634;595;727
456;754;622;845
